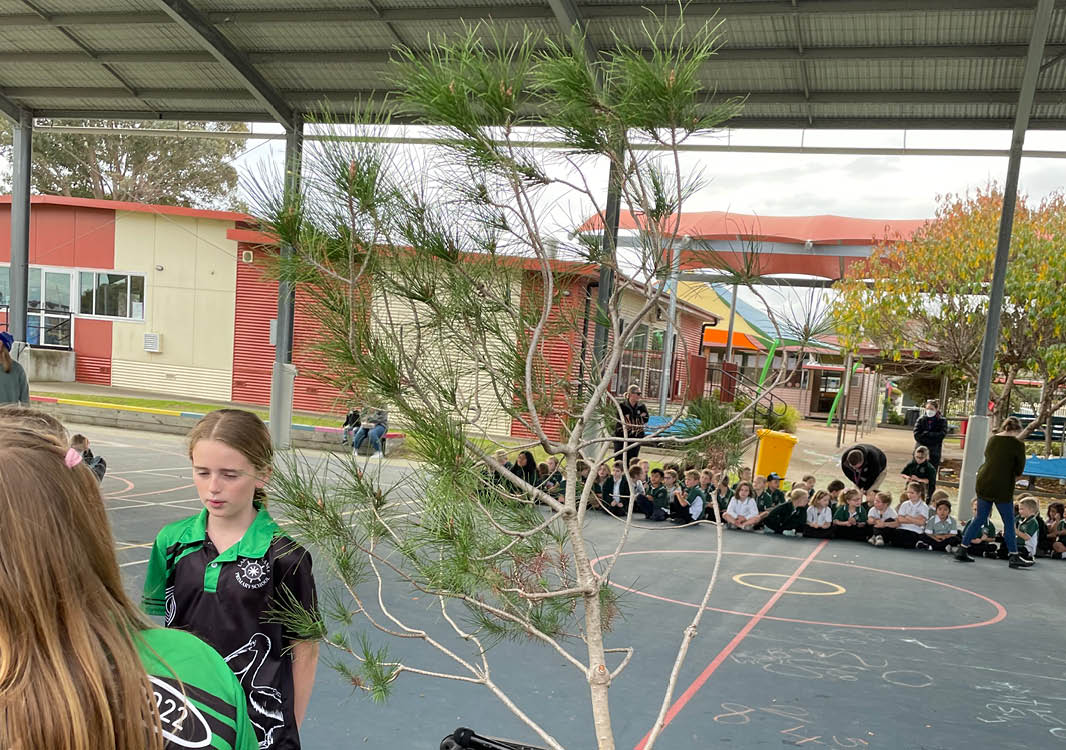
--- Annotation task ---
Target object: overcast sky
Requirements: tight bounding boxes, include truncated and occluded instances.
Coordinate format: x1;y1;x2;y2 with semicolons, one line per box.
234;124;1066;224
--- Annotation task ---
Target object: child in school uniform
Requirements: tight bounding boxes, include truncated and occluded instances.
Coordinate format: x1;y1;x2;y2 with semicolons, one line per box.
961;498;1000;559
863;488;878;511
1045;502;1066;559
866;491;899;547
751;474;768;508
1015;496;1042;562
708;476;733;522
601;463;631;517
732;467;752;492
800;474;817;498
892;482;931;549
628;465;648;516
545;456;564;497
918;498;960;552
724;481;764;530
70;432;107;482
804;489;834;538
669;470;705;524
763;488;809;536
901;445;938;500
759;472;786;512
833;488;871;541
143;409;319;750
634;467;669;521
699;469;714;498
826;479;846;510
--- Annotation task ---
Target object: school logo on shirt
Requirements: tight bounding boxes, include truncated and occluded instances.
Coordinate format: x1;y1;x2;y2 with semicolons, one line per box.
235;557;271;590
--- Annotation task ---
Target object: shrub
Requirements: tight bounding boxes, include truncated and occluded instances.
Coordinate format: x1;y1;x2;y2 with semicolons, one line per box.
679;396;745;469
762;402;800;434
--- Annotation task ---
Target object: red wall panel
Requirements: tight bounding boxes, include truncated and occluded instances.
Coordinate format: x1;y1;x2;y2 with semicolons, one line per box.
0;203;114;269
73;319;112;385
231;245;349;414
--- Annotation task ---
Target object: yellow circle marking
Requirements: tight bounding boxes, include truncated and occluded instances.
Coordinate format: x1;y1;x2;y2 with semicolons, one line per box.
732;573;846;596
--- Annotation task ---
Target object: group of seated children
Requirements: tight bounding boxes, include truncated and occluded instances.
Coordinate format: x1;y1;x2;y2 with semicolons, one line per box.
492;449;1065;564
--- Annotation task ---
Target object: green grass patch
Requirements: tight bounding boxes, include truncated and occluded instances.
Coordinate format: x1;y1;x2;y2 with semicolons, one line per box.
33;391;339;427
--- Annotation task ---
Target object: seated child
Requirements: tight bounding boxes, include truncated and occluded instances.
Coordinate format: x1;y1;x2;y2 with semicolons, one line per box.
863;488;878;511
699;469;715;500
70;433;106;482
1045;502;1066;559
545;456;564;496
601;463;630;516
724;481;764;531
763;488;809;536
588;464;609;508
800;474;817;498
635;467;669;521
826;479;845;509
1015;496;1041;562
629;465;650;517
804;489;834;538
891;482;930;549
833;488;871;541
732;466;752;492
669;470;705;524
961;498;999;559
759;473;786;512
866;491;898;547
901;445;937;500
639;459;651;481
918;498;960;552
707;476;733;523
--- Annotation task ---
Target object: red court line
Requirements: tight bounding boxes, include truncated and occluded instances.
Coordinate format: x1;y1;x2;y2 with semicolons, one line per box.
634;539;828;750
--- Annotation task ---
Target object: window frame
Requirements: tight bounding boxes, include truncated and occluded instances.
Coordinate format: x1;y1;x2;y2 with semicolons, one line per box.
77;269;147;322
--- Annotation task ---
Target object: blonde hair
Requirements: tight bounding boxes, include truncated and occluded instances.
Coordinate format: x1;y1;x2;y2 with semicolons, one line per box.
876;491;893;506
811;489;830;506
0;422;164;750
788;488;808;503
684;469;701;481
187;409;273;503
1019;496;1040;514
930;489;950;504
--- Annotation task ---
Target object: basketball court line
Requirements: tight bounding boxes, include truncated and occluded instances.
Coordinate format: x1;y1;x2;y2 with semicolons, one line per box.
634;540;829;750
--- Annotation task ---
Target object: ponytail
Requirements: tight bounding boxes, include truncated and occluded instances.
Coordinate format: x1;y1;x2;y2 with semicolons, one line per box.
0;345;10;373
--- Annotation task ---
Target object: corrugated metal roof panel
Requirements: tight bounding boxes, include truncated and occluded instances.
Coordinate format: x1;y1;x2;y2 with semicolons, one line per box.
257;63;390;91
0;25;84;50
109;62;237;89
219;19;398;50
801;9;1034;47
2;63;125;87
805;58;1024;92
29;0;158;10
69;24;200;52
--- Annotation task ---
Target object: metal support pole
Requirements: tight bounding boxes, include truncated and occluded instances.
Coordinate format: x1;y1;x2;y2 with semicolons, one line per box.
723;282;739;363
836;353;853;449
658;243;681;416
938;372;950;412
959;0;1054;519
269;116;304;449
9;111;32;345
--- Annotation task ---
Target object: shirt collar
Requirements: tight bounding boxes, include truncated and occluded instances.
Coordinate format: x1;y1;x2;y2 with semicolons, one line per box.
179;502;281;559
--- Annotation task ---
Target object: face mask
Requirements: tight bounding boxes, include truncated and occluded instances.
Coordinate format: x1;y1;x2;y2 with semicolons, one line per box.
925;409;936;417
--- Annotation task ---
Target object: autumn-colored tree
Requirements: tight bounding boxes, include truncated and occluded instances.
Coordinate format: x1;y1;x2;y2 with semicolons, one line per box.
834;185;1066;442
0;119;247;208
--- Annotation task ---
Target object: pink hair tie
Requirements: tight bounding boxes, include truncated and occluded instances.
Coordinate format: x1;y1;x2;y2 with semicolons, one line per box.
65;448;84;469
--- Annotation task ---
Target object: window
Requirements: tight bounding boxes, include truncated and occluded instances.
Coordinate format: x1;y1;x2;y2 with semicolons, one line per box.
79;271;145;320
11;267;74;348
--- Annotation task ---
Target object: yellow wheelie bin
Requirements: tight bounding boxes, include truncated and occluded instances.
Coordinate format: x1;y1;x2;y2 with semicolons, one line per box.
753;429;798;480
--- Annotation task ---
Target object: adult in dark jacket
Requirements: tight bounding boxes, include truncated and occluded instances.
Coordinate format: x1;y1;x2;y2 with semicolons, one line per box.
614;384;650;467
913;399;949;467
956;417;1033;568
841;443;888;491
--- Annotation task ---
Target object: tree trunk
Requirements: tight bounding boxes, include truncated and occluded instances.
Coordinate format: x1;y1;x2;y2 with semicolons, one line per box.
565;506;615;750
1046;408;1054;458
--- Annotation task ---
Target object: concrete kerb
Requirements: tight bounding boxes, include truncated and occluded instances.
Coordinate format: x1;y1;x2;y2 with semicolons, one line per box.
26;397;405;455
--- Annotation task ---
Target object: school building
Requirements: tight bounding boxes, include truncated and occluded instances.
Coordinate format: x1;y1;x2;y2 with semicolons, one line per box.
0;196;721;440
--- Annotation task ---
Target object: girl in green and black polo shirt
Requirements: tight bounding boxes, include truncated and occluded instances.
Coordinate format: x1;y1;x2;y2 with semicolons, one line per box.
144;409;320;750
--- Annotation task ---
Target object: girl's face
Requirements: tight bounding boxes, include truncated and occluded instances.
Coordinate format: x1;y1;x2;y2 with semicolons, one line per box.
737;485;750;499
597;465;609;479
847;495;861;508
517;454;527;468
816;495;828;509
548;457;558;471
874;498;888;512
907;488;919;501
1051;508;1062;522
191;439;266;521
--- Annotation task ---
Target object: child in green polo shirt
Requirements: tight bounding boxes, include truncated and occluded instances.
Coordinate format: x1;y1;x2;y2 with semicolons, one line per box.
144;409;320;750
0;418;257;750
709;476;733;522
763;488;810;536
1015;496;1042;561
832;488;871;541
670;469;706;524
1045;502;1066;559
901;446;938;500
961;498;999;558
759;473;787;512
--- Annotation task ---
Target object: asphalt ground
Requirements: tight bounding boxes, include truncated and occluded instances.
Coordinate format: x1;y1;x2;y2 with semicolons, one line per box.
76;422;1066;750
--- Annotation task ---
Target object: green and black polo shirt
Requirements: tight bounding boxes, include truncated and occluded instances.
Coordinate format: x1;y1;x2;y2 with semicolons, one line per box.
765;501;806;530
833;505;869;524
1017;515;1041;555
649;484;669;511
902;460;937;497
757;488;784;512
143;506;318;750
136;627;258;750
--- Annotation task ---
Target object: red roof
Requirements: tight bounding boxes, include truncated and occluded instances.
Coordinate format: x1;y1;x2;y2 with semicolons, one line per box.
0;194;251;223
581;210;926;246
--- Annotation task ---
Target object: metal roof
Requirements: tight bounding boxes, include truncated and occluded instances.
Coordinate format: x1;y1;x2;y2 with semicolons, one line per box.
2;0;1066;129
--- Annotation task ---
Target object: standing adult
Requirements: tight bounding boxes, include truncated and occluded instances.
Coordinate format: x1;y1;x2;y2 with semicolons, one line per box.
0;331;29;405
913;399;949;468
840;443;888;491
955;417;1034;568
614;384;649;467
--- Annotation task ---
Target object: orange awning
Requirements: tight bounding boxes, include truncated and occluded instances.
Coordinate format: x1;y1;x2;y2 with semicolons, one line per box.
701;328;765;352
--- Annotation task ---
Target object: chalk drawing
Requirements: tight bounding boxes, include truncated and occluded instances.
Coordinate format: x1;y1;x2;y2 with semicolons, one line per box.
974;681;1066;741
731;646;933;689
711;702;871;747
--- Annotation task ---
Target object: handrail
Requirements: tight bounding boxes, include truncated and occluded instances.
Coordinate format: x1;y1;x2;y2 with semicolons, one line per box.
707;363;790;435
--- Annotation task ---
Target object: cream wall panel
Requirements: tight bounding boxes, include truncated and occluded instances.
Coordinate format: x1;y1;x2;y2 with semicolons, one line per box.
111;359;232;402
112;211;237;379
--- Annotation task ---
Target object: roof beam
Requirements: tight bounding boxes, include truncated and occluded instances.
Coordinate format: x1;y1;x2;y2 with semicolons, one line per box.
6;43;1065;67
12;86;1065;107
4;1;1065;26
0;90;27;122
150;0;294;128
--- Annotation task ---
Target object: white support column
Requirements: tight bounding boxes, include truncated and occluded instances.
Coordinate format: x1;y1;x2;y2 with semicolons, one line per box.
8;111;32;347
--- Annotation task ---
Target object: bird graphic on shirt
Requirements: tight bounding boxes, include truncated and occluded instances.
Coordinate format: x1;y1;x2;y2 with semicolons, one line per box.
224;633;285;748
